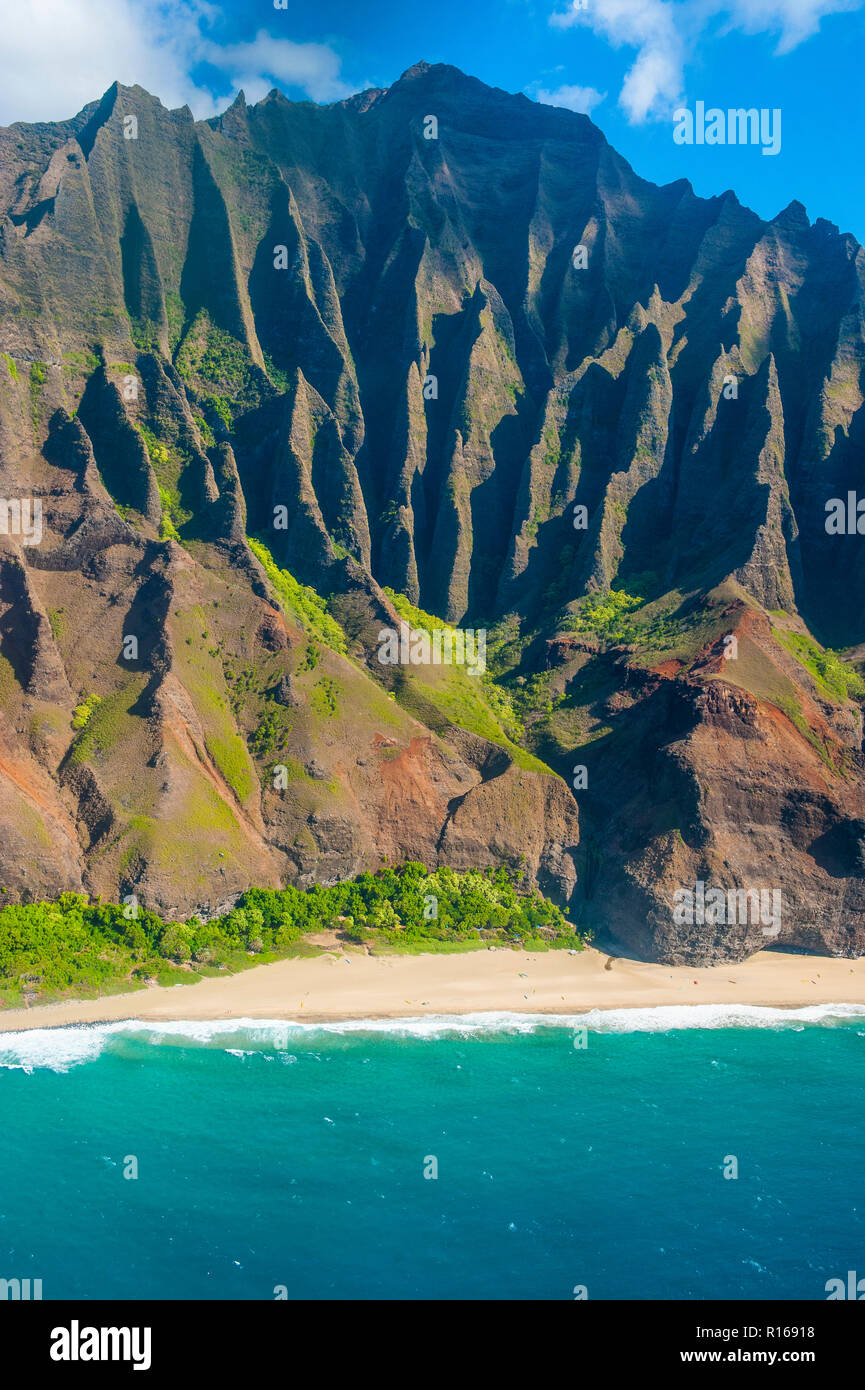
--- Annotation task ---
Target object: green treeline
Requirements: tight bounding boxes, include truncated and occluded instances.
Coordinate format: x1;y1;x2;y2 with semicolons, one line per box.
0;863;582;1007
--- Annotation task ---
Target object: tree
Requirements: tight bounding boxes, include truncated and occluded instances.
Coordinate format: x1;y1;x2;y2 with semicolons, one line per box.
159;926;190;963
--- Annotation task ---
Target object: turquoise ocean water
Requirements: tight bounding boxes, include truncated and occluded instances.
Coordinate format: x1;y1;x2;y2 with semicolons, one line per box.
1;1004;863;1300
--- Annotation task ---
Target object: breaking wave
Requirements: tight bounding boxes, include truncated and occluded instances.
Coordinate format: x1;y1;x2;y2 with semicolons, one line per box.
1;1002;864;1071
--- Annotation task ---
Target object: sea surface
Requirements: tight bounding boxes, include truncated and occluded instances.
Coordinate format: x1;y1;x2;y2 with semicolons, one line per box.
1;1004;863;1300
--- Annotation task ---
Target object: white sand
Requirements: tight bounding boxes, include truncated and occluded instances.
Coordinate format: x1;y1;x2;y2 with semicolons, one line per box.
1;944;863;1032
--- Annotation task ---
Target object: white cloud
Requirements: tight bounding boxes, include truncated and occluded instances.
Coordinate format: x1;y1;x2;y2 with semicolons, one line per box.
550;0;863;122
533;82;607;112
205;31;354;106
616;20;684;120
552;0;687;121
0;0;354;127
716;0;862;52
0;0;207;124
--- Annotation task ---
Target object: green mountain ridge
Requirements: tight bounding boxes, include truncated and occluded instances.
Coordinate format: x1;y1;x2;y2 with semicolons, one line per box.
0;62;864;962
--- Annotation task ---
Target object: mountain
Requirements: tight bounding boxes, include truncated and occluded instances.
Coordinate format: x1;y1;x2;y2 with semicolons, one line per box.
0;61;863;963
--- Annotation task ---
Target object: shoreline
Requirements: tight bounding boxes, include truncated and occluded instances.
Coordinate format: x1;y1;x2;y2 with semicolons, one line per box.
1;945;864;1033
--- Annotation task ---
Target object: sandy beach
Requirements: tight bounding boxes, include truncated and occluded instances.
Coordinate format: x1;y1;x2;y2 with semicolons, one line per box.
0;944;864;1032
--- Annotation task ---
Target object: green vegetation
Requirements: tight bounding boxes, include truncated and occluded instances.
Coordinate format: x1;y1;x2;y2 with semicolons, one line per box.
311;676;340;718
561;588;644;642
157;486;181;541
262;350;290;393
0;652;18;709
28;360;47;424
129;314;162;353
62;349;100;375
205;734;255;801
138;428;193;529
384;588;448;637
774;628;865;703
554;587;730;669
48;608;66;644
383;587;551;772
1;352;18;382
223;660;260;715
176;313;251;392
69;687;138;765
773;692;834;770
249;537;347;654
140;426;172;471
163;291;185;352
0;864;582;1006
171;607;258;803
173;309;271;428
248;705;292;761
192;412;216;448
203;394;234;431
71;694;102;730
330;538;358;564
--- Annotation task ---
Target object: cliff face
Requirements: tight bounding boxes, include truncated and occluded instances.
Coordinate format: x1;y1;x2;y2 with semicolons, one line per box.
0;62;863;960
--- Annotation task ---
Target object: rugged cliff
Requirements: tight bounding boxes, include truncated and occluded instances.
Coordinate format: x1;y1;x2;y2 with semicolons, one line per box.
0;62;863;960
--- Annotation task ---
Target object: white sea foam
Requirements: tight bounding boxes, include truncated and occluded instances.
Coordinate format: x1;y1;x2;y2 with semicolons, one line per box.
565;1002;865;1032
0;1022;112;1072
1;1003;863;1071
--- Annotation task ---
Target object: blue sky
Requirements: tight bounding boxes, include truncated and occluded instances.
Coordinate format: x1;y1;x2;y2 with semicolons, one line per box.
2;0;863;238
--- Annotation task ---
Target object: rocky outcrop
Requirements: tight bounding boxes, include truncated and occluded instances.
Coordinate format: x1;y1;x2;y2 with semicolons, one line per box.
571;603;865;961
